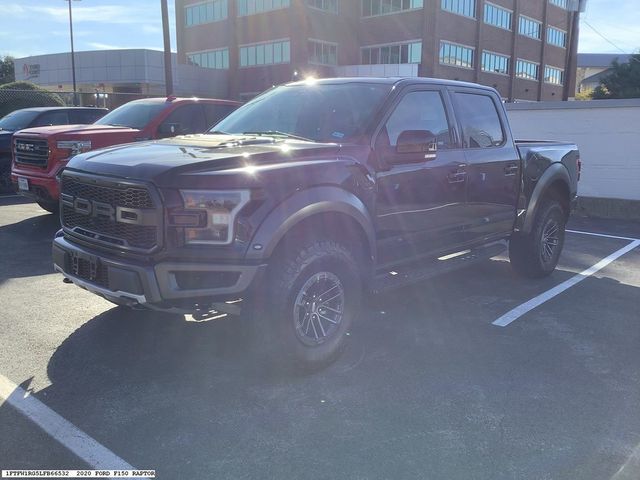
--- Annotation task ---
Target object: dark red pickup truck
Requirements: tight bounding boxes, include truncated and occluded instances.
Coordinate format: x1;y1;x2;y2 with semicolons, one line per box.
11;97;240;212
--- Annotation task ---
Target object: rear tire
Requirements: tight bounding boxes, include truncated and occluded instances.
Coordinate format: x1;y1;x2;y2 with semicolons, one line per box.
509;199;566;278
37;201;59;214
252;239;363;372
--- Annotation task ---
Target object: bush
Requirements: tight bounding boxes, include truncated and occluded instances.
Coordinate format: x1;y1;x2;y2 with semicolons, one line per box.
0;81;65;118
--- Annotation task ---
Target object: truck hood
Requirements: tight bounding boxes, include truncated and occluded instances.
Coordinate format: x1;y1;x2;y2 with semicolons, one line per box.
65;134;344;186
15;123;141;139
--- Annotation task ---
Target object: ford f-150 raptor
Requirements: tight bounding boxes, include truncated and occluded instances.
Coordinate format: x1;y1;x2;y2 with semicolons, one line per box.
52;78;580;370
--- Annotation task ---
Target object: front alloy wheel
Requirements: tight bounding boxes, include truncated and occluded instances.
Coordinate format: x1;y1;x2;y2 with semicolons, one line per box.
293;272;345;346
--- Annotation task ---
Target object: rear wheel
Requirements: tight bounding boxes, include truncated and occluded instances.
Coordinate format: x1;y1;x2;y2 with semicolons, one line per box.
509;199;566;278
252;239;362;372
37;201;59;214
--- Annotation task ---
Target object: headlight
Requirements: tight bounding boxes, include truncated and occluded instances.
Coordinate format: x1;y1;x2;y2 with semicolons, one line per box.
57;140;92;156
178;190;250;245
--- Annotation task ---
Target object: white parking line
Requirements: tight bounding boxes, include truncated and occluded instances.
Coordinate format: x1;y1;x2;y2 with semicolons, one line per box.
0;373;148;477
493;238;640;327
566;229;640;242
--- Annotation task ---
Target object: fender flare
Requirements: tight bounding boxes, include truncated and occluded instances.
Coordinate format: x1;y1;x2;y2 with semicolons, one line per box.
521;162;571;234
245;186;376;263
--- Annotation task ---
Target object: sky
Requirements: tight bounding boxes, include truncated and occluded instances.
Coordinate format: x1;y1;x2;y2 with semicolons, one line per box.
0;0;637;60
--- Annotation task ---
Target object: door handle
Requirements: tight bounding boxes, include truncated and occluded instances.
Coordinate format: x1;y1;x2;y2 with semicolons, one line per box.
504;164;519;176
448;170;467;184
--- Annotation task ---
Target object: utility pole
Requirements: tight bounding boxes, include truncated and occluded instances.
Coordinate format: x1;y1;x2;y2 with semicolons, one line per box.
161;0;174;96
564;0;587;100
66;0;79;106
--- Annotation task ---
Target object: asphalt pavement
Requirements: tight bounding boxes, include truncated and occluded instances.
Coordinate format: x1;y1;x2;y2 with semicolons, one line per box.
1;195;640;480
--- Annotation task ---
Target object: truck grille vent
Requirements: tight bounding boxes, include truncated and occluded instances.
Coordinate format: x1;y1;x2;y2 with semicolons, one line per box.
61;174;161;252
14;139;49;167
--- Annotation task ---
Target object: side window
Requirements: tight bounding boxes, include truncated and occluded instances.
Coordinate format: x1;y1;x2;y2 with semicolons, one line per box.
32;111;69;127
160;104;207;135
204;104;237;128
380;91;453;149
69;109;105;124
453;93;505;148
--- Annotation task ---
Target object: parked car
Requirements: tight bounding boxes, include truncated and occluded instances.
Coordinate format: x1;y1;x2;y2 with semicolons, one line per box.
0;107;106;191
52;78;580;370
11;97;240;212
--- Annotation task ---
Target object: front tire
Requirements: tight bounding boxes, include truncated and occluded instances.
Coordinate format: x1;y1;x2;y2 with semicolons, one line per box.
258;239;363;372
509;199;566;278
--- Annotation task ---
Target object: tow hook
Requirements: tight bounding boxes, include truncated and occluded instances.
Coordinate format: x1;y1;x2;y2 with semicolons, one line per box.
62;277;72;284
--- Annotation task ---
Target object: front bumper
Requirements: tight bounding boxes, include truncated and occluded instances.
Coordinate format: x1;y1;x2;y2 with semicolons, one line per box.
52;235;267;312
11;165;61;204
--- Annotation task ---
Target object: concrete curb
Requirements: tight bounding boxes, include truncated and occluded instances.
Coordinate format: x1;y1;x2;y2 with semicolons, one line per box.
575;197;640;221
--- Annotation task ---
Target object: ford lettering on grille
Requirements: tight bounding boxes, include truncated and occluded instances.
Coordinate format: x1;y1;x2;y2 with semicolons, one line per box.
60;173;161;252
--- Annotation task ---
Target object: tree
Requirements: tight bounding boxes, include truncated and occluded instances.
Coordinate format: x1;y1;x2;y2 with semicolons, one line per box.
0;81;65;118
592;54;640;99
0;56;14;85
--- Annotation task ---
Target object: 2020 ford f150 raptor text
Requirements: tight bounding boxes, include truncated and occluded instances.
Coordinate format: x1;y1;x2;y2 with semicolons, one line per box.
52;78;580;370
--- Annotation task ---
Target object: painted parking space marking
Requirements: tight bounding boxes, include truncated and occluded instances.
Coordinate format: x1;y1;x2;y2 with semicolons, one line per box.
566;229;640;242
0;373;149;477
493;233;640;327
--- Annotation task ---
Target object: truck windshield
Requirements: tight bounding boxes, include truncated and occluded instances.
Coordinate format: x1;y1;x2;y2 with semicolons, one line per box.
0;110;40;132
94;101;168;130
213;82;392;143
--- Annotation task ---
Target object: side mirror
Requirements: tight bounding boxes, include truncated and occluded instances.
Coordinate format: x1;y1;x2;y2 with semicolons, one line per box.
395;130;438;160
158;122;181;137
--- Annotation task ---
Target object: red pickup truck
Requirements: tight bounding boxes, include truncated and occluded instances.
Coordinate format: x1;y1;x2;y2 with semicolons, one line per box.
11;96;240;213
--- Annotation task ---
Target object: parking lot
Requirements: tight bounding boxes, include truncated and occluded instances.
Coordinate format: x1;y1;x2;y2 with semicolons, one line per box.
1;195;639;480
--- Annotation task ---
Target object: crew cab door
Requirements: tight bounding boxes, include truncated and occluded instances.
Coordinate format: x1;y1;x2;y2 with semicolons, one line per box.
451;89;520;240
374;88;468;266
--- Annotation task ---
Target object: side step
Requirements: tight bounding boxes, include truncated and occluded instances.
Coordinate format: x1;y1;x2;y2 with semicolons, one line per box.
372;241;507;293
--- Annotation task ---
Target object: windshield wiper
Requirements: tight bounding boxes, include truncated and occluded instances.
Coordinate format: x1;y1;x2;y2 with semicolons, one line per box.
242;131;313;142
208;130;230;135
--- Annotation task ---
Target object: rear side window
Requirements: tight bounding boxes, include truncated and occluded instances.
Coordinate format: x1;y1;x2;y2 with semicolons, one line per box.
69;109;105;124
32;110;69;127
453;93;504;148
204;104;237;128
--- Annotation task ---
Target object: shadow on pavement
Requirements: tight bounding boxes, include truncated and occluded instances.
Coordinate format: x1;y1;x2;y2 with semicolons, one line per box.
21;257;638;479
0;213;60;283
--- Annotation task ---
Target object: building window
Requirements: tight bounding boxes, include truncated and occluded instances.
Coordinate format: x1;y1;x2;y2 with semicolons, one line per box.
187;48;230;69
484;2;512;30
482;51;510;75
361;41;422;65
544;65;564;85
309;40;338;65
237;0;290;17
308;0;337;13
240;39;290;67
549;0;568;9
439;41;474;68
516;59;540;80
547;26;567;48
185;0;228;26
441;0;476;18
361;0;423;18
518;15;542;40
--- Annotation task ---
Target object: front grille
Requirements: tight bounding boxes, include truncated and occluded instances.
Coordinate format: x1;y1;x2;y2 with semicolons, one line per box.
61;173;161;252
14;138;49;167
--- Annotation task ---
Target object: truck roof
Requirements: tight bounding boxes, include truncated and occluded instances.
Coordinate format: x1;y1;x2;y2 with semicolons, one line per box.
13;106;108;113
286;76;497;92
128;97;241;106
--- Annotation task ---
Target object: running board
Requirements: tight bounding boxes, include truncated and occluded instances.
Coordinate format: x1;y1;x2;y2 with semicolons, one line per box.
372;241;507;293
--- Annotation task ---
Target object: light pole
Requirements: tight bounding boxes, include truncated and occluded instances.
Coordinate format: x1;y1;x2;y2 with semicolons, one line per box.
161;0;174;97
65;0;80;106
